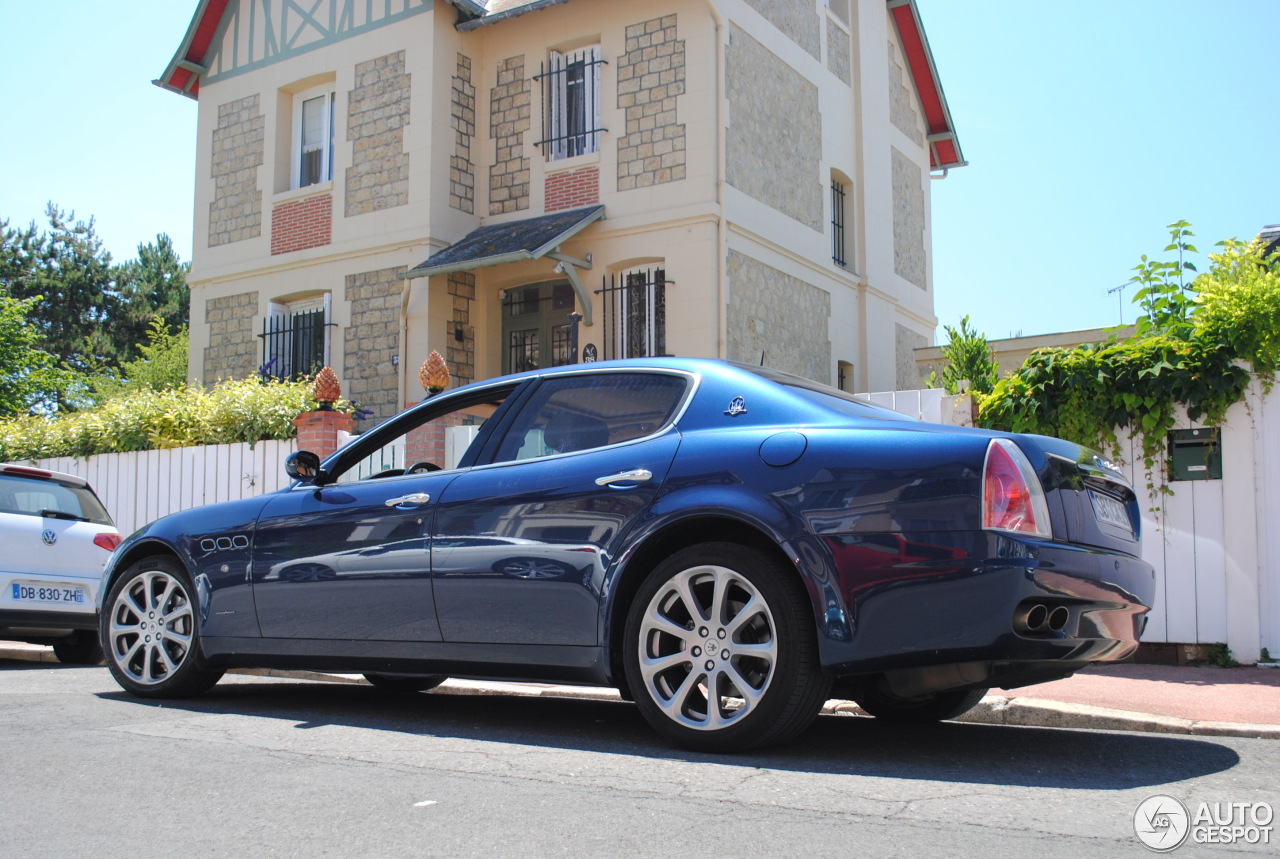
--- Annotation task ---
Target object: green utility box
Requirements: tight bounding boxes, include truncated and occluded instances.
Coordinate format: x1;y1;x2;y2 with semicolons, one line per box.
1168;428;1222;481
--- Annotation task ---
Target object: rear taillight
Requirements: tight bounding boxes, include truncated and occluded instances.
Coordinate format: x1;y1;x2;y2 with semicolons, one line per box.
983;439;1052;539
94;533;122;552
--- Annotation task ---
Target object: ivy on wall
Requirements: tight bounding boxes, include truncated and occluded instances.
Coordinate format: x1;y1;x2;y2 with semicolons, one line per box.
979;224;1280;489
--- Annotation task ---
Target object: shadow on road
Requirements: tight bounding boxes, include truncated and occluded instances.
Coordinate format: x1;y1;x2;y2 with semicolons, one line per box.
90;673;1241;790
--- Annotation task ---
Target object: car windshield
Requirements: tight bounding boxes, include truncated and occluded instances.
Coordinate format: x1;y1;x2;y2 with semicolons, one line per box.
740;364;916;422
0;473;113;525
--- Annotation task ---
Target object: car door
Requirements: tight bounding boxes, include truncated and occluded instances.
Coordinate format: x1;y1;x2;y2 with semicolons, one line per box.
431;369;691;645
250;383;520;641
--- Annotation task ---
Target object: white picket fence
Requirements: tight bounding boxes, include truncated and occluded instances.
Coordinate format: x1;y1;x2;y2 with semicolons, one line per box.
17;440;299;539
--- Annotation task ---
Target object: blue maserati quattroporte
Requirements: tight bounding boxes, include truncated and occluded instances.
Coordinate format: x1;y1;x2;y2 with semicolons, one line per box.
99;358;1153;751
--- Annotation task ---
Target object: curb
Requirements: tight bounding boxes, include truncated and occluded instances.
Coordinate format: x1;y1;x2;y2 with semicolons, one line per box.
5;645;1278;740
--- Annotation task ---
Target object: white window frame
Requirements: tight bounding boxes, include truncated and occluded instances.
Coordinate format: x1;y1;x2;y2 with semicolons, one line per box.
548;45;602;161
292;85;337;189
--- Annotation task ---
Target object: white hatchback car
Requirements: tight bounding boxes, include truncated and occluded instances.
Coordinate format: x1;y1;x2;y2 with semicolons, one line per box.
0;465;121;664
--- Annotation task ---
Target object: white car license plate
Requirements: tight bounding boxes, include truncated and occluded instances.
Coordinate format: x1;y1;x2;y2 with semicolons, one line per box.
11;583;87;605
1089;490;1132;533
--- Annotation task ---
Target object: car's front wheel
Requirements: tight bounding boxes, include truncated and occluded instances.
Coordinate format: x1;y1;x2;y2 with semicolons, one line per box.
623;542;831;752
101;556;224;698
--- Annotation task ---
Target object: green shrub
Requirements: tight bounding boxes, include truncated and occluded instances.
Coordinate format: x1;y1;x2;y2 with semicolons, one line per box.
0;377;328;462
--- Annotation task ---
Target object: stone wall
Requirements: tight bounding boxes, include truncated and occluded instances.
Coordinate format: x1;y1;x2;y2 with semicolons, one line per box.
891;147;926;289
726;26;823;232
616;15;686;191
344;267;404;424
203;290;260;384
346;51;411;217
741;0;820;59
208;95;264;247
888;43;923;145
450;54;476;214
489;55;531;215
726;251;831;384
827;21;851;86
895;323;928;390
447;271;476;387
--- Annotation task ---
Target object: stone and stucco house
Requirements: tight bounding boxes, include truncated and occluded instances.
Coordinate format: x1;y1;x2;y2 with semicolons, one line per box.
159;0;964;423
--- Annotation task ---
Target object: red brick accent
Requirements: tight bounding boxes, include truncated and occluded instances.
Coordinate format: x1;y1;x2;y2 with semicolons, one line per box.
403;403;463;466
271;194;332;255
545;166;599;213
293;409;355;460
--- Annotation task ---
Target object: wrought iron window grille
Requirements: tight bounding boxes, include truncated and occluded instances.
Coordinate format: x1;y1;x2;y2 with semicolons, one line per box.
259;307;335;381
831;179;848;267
533;48;608;160
595;267;667;361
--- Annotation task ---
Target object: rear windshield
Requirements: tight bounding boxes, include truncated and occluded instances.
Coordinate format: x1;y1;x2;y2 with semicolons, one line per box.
740;364;916;422
0;474;113;525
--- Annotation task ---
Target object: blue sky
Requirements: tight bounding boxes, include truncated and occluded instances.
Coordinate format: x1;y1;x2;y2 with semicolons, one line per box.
1;1;1275;343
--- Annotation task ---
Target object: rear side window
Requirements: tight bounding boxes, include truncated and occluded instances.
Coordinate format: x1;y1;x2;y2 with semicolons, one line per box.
494;372;688;462
0;474;113;525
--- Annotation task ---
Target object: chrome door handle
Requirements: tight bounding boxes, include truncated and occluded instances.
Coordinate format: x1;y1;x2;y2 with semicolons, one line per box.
595;469;653;487
384;492;431;507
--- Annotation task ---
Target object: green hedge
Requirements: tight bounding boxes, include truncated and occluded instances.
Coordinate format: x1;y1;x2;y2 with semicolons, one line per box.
0;378;325;462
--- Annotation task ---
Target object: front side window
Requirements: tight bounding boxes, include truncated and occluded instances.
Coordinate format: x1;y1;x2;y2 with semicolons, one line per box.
294;87;336;188
538;46;604;160
261;294;332;380
335;392;511;483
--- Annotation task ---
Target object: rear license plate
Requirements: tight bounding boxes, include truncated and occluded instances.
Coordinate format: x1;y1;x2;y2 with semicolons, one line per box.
1089;490;1132;533
11;583;87;605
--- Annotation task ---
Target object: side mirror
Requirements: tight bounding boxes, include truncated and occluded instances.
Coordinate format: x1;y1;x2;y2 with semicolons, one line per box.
285;450;324;484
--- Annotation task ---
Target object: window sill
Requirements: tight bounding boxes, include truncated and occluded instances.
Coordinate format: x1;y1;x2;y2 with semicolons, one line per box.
273;181;334;206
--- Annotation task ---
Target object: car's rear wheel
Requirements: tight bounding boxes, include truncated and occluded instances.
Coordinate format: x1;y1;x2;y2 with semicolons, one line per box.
101;556;224;698
854;680;988;723
362;673;447;693
52;630;103;665
623;542;831;752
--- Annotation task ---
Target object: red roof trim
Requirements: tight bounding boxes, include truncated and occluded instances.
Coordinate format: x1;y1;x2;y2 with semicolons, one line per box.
156;0;232;98
888;0;965;170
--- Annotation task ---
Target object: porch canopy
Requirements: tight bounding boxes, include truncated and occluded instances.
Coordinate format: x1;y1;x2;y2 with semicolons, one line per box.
407;205;604;323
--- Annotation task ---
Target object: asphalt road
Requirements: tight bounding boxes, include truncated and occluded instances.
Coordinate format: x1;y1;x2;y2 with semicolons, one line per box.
3;661;1278;858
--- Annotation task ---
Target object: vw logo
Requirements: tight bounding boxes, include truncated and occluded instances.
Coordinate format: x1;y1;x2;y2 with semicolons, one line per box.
41;530;57;546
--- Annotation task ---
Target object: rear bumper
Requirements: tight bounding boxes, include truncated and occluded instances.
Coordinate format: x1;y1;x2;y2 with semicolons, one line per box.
813;531;1154;681
0;608;99;635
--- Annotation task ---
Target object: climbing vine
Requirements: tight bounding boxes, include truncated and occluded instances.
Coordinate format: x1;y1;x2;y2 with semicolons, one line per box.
979;224;1280;489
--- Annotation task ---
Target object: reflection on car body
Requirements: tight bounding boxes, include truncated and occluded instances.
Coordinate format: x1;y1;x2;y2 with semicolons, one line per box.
97;358;1154;752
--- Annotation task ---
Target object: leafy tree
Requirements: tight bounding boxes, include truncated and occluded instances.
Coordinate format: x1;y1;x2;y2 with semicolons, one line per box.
113;234;190;360
90;318;189;402
0;203;119;374
0;294;66;417
928;315;999;395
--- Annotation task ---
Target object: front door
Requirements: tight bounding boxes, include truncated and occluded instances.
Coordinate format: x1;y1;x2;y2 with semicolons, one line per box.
502;280;578;373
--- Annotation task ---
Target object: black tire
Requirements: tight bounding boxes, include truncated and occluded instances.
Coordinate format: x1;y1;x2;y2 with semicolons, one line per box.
100;555;224;698
52;630;104;665
854;679;988;724
623;542;831;752
363;673;447;693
